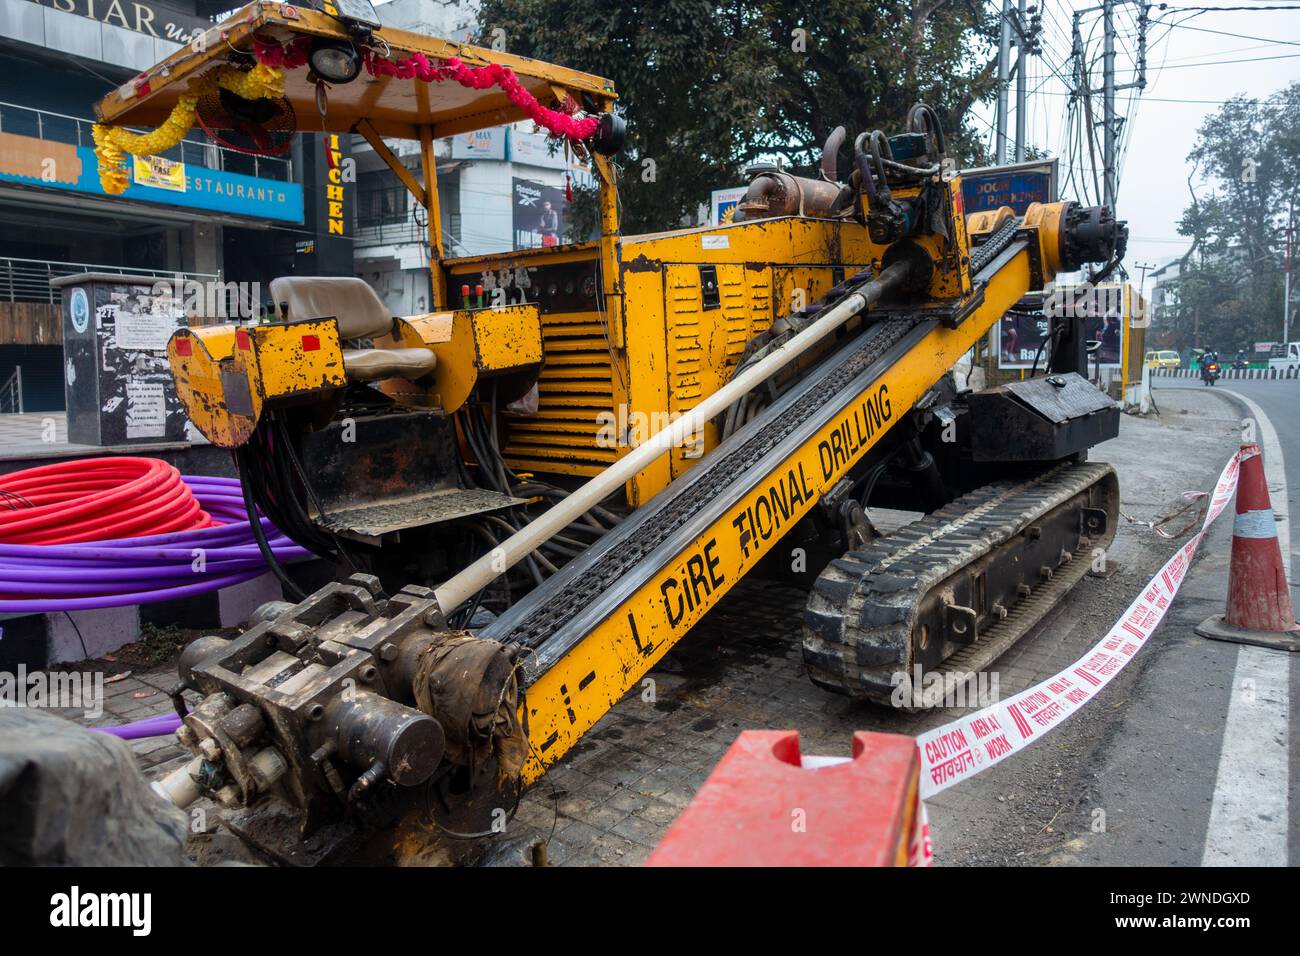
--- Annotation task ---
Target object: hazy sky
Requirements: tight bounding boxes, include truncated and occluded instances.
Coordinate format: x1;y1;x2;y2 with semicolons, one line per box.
971;0;1300;297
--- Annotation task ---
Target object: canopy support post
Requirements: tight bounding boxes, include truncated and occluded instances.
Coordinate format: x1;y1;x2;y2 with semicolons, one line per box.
418;123;447;309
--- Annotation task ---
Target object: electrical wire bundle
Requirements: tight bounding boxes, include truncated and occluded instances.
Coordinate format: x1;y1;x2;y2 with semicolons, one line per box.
0;458;213;545
0;473;310;613
235;415;343;562
232;407;380;602
452;389;622;628
233;391;623;624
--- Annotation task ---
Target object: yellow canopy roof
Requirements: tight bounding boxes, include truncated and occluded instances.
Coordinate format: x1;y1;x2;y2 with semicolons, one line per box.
93;1;617;140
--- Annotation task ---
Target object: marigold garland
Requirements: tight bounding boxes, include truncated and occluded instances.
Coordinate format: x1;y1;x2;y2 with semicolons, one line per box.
252;35;311;71
91;35;606;197
91;63;286;195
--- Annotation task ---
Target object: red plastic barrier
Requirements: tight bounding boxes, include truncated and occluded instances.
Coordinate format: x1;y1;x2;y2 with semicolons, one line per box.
646;730;921;867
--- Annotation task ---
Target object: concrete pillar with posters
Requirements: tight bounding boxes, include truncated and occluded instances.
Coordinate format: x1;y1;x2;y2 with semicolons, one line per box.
50;274;193;446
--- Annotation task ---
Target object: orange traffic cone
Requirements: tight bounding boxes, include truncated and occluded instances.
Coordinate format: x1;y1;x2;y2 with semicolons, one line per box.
1197;443;1300;651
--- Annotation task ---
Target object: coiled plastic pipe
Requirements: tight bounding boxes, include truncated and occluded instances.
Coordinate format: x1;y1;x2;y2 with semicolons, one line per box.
0;474;310;612
0;458;212;544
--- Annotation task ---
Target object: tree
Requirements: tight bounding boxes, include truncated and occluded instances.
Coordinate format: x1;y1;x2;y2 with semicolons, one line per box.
477;0;999;234
1164;83;1300;354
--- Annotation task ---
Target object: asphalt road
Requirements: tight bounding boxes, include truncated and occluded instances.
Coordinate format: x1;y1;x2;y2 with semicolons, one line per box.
1069;377;1300;868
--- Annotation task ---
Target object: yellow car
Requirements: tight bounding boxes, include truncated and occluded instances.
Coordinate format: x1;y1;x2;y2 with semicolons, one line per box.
1145;350;1181;369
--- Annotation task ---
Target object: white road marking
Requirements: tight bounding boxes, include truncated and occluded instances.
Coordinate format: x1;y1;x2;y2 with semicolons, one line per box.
1201;648;1291;866
1201;388;1292;867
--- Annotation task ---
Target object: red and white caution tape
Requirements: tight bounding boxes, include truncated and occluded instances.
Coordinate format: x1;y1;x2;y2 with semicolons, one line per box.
909;797;934;867
915;451;1242;800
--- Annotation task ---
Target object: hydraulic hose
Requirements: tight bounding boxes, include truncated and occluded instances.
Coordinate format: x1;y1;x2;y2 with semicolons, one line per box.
242;461;307;602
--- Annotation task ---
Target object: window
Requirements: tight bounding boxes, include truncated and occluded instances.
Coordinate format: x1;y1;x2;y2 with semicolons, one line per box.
357;183;409;228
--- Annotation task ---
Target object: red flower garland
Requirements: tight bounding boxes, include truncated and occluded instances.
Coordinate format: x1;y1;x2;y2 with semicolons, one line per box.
252;35;312;70
249;38;599;142
363;51;599;141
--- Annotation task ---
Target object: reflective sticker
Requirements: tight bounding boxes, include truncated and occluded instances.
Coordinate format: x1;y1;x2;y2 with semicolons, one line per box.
1233;508;1276;540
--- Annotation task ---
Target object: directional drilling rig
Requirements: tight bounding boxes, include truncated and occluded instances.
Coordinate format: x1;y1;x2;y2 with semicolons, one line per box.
91;3;1127;860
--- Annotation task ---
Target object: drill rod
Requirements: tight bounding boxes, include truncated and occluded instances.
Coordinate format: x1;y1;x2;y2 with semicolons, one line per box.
433;260;912;614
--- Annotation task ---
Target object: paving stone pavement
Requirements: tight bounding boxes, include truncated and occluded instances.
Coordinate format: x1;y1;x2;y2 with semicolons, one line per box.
0;412;66;446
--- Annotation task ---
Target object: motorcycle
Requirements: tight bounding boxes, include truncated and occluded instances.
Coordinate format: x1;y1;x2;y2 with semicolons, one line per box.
1201;361;1220;386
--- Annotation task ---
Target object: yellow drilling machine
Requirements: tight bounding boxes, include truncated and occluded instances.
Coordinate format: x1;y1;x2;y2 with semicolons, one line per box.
92;2;1127;861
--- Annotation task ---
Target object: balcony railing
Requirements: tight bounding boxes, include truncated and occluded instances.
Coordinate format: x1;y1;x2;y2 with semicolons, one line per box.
0;100;293;183
354;215;427;247
0;257;219;305
0;368;22;414
356;185;411;230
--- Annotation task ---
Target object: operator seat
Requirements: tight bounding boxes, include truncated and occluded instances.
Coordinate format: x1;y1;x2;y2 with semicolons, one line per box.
268;276;437;381
270;275;394;339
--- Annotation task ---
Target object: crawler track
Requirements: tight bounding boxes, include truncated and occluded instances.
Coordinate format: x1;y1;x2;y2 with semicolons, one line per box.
803;461;1119;705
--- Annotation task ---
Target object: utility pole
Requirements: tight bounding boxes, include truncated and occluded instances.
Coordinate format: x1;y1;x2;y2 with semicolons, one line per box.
1073;2;1149;213
997;2;1042;163
1135;261;1154;292
997;0;1012;164
1102;0;1116;209
1285;196;1294;346
1016;0;1028;162
1134;260;1155;328
1194;245;1203;350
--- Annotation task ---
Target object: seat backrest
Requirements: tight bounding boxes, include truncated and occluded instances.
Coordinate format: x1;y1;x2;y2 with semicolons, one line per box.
269;276;393;340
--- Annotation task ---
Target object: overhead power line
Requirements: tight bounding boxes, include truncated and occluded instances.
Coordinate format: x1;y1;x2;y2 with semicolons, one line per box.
1154;4;1300;10
1118;52;1300;70
1162;20;1300;46
1035;91;1296;105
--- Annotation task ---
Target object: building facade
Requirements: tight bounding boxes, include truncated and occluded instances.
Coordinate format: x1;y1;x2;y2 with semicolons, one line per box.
353;0;596;315
0;0;343;411
0;0;601;410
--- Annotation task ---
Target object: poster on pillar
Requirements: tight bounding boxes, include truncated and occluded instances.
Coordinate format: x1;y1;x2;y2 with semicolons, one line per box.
998;282;1128;370
52;275;193;446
